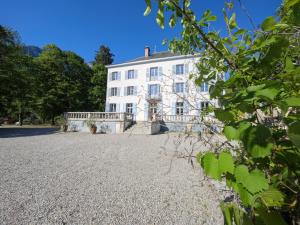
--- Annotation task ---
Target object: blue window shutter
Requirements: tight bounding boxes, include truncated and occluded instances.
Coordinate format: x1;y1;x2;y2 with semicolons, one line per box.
118;87;121;96
108;72;112;81
196;101;201;115
144;103;149;121
105;103;109;112
146;68;150;81
147;84;150;95
134;86;137;96
133;103;137;115
172;102;176;115
172;83;175;93
118;72;121;80
172;65;176;75
134;69;138;79
184;64;189;74
107;88;110;97
159;67;163;80
125;71;128;80
185;81;189;93
158;84;161;94
183;100;189;114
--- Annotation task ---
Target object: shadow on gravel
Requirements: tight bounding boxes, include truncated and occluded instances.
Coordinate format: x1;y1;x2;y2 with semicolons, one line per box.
0;127;60;138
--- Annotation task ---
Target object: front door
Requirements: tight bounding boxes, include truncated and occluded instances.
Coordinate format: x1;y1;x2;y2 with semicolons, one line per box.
149;102;158;121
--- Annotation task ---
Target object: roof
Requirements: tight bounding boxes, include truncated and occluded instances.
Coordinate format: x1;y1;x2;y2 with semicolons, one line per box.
106;51;198;69
126;51;181;63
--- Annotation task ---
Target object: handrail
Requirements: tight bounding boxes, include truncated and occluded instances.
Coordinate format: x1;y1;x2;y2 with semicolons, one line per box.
64;112;134;121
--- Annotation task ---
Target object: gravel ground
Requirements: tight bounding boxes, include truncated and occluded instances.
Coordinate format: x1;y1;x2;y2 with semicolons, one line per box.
0;128;223;225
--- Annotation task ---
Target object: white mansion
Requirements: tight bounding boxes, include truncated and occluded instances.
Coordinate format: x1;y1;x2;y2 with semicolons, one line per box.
105;47;216;122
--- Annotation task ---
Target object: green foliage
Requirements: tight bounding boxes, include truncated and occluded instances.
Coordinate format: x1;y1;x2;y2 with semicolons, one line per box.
145;0;300;223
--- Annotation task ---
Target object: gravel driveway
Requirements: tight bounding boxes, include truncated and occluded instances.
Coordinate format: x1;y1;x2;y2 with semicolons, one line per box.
0;128;223;225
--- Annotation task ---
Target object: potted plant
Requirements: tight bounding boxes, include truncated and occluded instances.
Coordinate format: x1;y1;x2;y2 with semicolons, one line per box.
86;119;97;134
55;115;68;132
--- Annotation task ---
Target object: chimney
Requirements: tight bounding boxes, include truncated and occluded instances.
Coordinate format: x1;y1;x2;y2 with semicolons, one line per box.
145;46;150;57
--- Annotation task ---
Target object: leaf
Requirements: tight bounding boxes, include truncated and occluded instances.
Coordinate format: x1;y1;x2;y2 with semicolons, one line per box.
234;165;249;185
215;109;235;122
288;121;300;149
283;97;300;107
234;29;247;36
156;1;165;29
243;170;269;194
224;126;240;140
143;0;152;16
202;153;221;180
220;202;233;225
206;15;217;22
237;183;254;206
218;152;234;174
229;13;237;29
246;84;265;92
261;16;276;31
257;188;285;207
169;14;177;28
242;125;273;158
256;88;280;100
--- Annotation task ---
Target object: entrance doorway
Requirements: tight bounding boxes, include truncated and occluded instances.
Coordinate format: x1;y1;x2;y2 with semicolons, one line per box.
149;102;158;121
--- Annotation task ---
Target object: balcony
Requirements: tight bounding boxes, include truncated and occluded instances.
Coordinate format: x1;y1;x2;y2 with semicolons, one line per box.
145;93;162;101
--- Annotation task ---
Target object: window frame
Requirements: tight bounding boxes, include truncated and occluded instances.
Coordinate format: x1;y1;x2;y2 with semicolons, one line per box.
200;82;209;92
175;82;184;93
126;103;133;114
150;67;158;80
176;102;184;115
109;103;117;112
149;84;159;95
175;64;184;75
110;87;118;96
127;70;135;79
201;101;209;110
111;72;118;81
126;86;134;96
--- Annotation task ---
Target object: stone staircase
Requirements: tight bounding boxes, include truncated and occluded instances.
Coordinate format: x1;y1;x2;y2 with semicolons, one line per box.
124;121;160;135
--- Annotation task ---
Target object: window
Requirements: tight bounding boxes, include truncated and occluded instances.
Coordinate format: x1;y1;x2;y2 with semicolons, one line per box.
175;82;184;93
150;67;158;80
126;86;134;96
127;70;135;79
176;102;184;115
201;101;209;110
111;72;119;81
110;87;118;96
176;64;184;75
109;103;116;112
126;103;133;114
149;84;159;95
200;82;209;92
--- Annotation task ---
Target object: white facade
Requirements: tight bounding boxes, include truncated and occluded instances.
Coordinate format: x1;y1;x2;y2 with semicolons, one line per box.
106;50;216;122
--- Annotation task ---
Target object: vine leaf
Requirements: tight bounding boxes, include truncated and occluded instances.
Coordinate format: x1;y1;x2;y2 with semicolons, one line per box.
224;126;239;140
143;0;152;16
242;125;273;158
257;188;285;207
202;153;221;180
288;121;300;149
261;16;276;31
243;170;269;194
218;152;234;174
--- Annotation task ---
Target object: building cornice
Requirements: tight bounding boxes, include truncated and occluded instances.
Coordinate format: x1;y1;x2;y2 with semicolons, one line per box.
106;54;200;69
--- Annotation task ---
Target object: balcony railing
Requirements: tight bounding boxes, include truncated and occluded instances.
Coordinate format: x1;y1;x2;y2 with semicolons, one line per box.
64;112;134;122
145;93;162;101
160;114;201;123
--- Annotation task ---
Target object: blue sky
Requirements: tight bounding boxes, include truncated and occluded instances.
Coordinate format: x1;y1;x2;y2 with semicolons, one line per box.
1;0;281;64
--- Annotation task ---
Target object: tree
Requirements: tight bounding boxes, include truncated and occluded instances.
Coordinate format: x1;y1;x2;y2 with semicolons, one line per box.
35;44;93;124
89;64;108;111
89;45;114;111
94;45;114;65
145;0;300;224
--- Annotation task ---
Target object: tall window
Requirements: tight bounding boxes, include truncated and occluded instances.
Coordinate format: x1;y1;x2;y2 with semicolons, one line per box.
127;70;135;79
150;67;158;80
111;72;119;81
201;101;209;110
126;103;133;114
200;82;209;92
175;82;184;93
176;64;184;75
176;102;184;115
110;87;118;96
149;84;159;95
109;103;116;112
126;86;134;96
